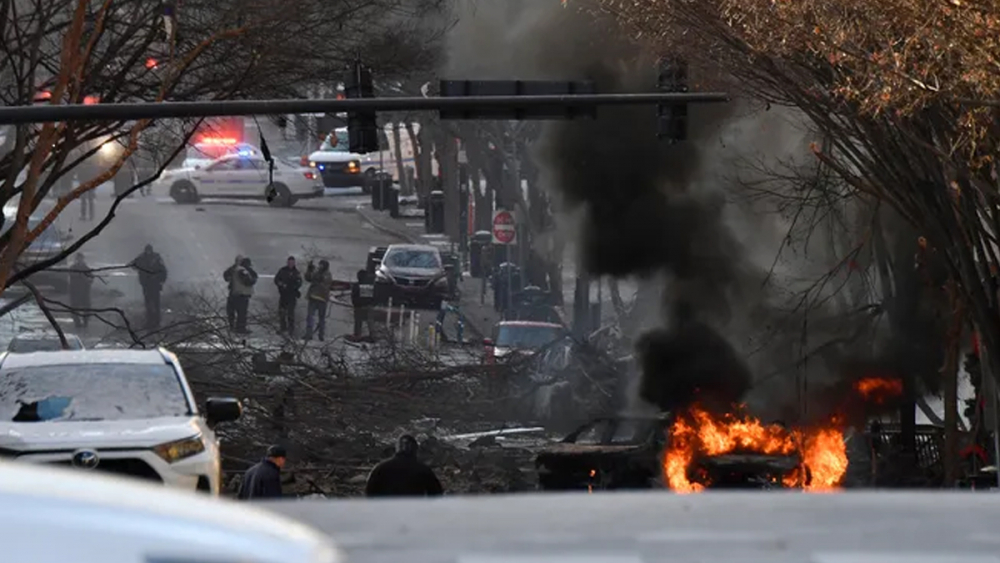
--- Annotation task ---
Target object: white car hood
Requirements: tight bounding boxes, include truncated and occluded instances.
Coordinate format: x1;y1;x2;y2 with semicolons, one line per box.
308;149;361;163
0;416;202;451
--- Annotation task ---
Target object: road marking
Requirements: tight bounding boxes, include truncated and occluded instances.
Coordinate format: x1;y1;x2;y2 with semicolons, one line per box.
813;555;1000;563
405;222;423;227
459;556;643;563
637;530;781;543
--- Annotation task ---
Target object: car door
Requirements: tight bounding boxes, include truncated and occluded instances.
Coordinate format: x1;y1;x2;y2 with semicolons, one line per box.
194;158;239;196
230;157;268;197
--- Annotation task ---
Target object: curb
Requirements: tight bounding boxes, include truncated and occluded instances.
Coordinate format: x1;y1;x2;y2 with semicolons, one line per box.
354;204;421;244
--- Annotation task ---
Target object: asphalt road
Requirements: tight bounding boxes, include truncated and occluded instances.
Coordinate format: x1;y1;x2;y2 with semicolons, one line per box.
264;492;1000;563
39;184;395;341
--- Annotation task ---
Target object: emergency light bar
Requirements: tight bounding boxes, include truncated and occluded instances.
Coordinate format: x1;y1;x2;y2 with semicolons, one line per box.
198;137;238;145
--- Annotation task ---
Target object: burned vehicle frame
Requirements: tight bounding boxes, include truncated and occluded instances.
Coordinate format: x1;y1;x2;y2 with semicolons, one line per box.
536;414;810;492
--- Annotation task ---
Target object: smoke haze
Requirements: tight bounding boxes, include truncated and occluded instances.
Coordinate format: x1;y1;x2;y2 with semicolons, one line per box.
442;0;938;422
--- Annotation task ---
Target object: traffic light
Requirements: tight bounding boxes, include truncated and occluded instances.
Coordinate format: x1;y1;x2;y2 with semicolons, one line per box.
657;58;688;143
344;61;379;154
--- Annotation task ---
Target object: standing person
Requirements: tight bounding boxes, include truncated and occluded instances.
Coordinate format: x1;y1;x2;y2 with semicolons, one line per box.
303;259;333;342
129;244;167;330
223;254;243;331
67;253;93;329
224;255;257;334
274;256;302;336
365;435;443;497
350;269;374;339
79;188;96;221
237;445;286;500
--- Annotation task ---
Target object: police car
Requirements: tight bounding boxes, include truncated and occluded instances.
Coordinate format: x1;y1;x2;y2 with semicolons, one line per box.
307;128;369;190
158;153;324;207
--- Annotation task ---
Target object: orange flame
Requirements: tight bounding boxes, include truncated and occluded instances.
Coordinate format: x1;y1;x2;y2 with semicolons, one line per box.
663;406;848;493
854;376;903;404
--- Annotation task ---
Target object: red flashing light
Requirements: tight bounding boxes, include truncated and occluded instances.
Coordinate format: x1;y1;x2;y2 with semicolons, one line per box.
34;90;52;102
336;92;345;100
83;95;99;105
145;58;158;70
199;137;238;145
304;171;318;180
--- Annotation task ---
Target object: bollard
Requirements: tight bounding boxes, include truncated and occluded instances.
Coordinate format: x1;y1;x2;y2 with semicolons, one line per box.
409;310;417;344
398;303;406;343
386;298;393;342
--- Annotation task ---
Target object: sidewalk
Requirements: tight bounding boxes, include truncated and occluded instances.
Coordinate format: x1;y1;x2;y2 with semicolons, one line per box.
354;203;500;339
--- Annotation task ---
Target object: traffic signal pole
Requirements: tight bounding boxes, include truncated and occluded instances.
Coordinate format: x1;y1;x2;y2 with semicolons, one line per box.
0;93;729;125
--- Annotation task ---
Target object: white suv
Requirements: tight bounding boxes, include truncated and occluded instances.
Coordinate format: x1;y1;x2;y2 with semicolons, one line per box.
0;348;241;495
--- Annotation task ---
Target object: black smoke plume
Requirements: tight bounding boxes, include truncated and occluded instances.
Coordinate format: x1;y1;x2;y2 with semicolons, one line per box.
530;13;751;414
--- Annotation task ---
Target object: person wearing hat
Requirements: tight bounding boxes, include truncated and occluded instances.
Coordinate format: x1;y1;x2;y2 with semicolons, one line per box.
365;434;443;497
273;256;302;336
237;445;287;500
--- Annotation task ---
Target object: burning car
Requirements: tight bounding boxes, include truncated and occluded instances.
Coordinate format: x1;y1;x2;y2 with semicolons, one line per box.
536;407;850;492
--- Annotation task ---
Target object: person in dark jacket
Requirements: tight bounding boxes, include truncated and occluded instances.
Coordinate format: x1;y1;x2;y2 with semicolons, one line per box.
350;269;374;339
68;253;93;328
129;244;167;329
223;255;258;334
274;256;302;335
237;445;286;500
365;435;443;497
303;259;333;342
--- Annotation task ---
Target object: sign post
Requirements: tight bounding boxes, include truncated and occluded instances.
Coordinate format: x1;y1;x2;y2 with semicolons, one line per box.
492;209;517;314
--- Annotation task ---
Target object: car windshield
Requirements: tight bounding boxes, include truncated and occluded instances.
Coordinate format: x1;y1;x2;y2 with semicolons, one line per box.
319;130;351;153
0;363;190;422
8;337;83;353
384;249;441;269
496;324;563;349
609;419;652;444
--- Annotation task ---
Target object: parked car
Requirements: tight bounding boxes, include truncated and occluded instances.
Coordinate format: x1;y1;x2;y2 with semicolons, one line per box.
484;320;566;363
0;212;73;291
8;332;85;353
158;154;323;207
0;461;341;563
0;348;242;495
374;244;450;309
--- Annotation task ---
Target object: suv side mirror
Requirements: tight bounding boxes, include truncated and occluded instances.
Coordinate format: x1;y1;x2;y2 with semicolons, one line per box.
205;396;242;428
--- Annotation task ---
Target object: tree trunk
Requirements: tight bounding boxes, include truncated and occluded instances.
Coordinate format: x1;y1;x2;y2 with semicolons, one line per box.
942;280;965;487
410;120;433;201
392;121;411;195
437;132;460;241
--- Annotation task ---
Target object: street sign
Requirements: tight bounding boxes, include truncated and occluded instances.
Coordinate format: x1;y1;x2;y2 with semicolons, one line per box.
492;209;516;245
